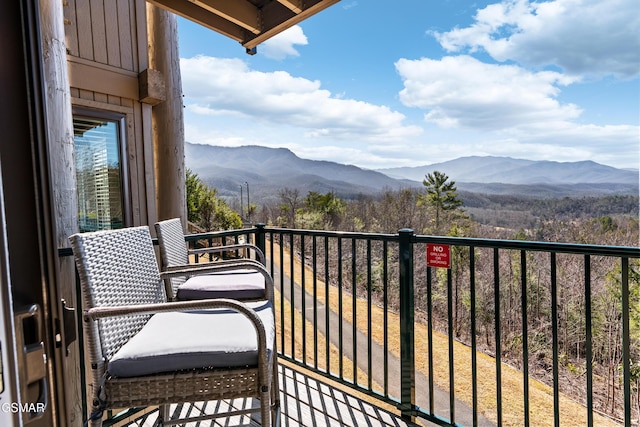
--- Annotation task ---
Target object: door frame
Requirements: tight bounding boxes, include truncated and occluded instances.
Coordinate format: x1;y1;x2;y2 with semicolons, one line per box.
0;165;21;426
0;0;70;425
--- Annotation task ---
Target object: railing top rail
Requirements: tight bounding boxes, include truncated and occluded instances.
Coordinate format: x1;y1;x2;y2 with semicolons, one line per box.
412;234;640;257
58;225;640;259
261;226;398;242
261;226;640;258
183;227;256;242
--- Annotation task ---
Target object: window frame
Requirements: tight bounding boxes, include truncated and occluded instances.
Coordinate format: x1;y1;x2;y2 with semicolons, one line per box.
72;106;131;231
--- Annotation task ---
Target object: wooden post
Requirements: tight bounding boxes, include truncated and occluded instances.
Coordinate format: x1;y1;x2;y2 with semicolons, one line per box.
147;4;187;227
39;0;80;425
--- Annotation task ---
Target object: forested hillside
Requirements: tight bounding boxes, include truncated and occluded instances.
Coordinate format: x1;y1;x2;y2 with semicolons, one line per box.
461;193;639;230
246;186;638;244
252;173;638;423
188;170;639;423
288;181;637;423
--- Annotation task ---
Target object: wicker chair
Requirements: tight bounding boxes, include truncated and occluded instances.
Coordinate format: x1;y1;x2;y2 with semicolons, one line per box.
69;226;279;427
155;218;269;301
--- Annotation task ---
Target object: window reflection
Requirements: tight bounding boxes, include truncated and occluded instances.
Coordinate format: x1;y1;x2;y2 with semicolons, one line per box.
73;116;125;232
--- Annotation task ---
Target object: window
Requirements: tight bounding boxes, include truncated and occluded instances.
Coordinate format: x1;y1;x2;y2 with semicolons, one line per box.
73;112;126;232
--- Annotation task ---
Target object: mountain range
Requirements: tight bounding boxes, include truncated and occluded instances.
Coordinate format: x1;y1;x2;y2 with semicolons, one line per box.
186;143;410;203
185;143;639;203
379;156;638;185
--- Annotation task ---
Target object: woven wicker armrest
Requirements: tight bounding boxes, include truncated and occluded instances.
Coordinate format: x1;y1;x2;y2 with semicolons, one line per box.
162;257;264;274
189;243;266;264
161;261;274;301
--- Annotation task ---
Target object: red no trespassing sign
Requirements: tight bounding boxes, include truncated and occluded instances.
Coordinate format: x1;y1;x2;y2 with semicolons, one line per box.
426;244;451;269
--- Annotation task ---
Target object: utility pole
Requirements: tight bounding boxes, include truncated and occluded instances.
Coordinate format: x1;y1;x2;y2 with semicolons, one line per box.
245;181;250;223
240;185;244;220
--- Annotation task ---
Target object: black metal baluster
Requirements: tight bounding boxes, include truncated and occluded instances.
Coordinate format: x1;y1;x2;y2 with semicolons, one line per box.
447;267;455;423
313;235;318;369
338;237;344;380
383;240;389;399
494;248;503;427
622;257;631;427
367;239;373;392
470;246;478;427
585;255;593;427
352;237;358;385
301;234;306;365
551;252;560;427
521;250;530;427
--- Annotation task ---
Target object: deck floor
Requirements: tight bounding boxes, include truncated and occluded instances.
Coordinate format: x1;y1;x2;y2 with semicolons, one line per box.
120;362;425;427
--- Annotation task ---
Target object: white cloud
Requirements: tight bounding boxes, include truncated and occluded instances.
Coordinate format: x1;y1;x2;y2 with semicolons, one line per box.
395;55;639;168
433;0;640;79
515;121;639;159
261;25;308;60
396;55;580;130
342;1;359;10
181;55;423;142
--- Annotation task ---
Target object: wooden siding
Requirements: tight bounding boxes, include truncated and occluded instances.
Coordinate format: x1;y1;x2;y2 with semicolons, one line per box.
64;0;142;72
64;0;157;229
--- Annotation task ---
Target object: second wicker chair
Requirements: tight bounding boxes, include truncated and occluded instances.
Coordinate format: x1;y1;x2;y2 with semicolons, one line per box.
155;218;270;302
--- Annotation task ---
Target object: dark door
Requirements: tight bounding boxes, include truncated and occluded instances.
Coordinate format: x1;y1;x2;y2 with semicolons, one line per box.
0;0;68;425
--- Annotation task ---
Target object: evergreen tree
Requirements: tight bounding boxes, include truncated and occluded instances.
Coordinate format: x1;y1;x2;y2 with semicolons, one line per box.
418;171;463;234
302;191;346;229
185;169;241;231
186;169;206;224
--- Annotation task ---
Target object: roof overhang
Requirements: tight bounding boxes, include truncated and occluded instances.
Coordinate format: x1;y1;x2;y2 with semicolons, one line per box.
148;0;340;53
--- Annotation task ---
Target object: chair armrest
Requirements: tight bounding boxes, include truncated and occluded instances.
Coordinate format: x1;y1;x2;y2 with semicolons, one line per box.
188;243;265;264
86;297;256;320
160;260;275;301
162;258;264;274
161;259;265;278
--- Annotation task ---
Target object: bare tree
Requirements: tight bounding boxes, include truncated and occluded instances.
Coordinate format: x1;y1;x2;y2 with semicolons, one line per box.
278;187;301;228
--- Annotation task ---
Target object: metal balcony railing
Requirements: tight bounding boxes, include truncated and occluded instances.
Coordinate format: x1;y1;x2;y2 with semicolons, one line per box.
61;225;640;426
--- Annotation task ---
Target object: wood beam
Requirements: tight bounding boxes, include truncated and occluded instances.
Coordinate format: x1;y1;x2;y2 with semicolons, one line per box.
68;59;139;99
149;0;341;53
276;0;303;14
191;0;261;34
244;0;340;49
147;0;247;42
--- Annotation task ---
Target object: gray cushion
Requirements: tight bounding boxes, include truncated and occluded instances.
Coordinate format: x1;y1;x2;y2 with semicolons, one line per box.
177;269;265;300
107;300;274;378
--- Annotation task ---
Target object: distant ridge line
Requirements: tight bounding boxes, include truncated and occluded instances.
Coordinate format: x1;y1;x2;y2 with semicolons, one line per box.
185;143;638;203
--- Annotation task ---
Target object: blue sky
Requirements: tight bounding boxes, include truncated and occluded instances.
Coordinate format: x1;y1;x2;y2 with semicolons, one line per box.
178;0;640;170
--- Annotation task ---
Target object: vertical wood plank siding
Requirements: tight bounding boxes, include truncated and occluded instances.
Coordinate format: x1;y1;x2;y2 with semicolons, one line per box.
118;0;135;70
63;0;155;230
66;0;141;71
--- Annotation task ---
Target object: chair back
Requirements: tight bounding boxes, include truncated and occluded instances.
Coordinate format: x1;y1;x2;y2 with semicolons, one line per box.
69;226;166;360
155;218;190;295
154;218;190;266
